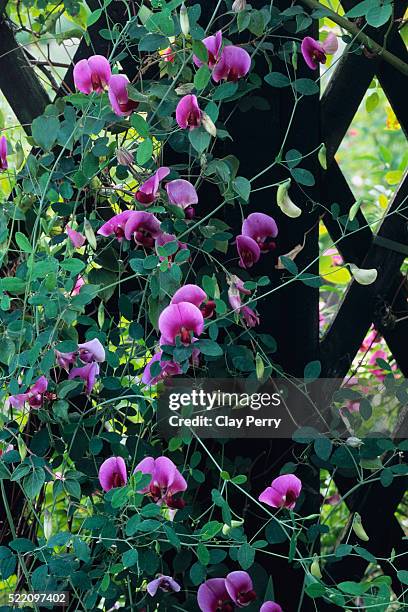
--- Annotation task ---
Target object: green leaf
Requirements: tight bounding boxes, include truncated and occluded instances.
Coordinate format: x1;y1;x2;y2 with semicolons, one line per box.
192;40;208;63
233;176;251;202
130;114;150;138
196;339;223;357
15;232;32;253
137;138;153;164
23;468;45;498
280;255;298;275
200;521;222;541
314;437;332;461
294;78;319;95
189;128;211;154
397;570;408;586
86;8;102;26
122;548;139;568
265;72;290;88
194;65;211;90
304;360;321;380
60;258;85;274
139;33;168;52
9;538;35;553
212;82;238;101
237;543;255;570
291;167;315;186
32;116;59;150
366;4;392;27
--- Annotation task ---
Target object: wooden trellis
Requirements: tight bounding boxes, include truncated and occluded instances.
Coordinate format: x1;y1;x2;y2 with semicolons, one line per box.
0;0;407;609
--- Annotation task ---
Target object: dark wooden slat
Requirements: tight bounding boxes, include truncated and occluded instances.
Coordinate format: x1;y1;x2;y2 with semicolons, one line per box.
0;20;50;133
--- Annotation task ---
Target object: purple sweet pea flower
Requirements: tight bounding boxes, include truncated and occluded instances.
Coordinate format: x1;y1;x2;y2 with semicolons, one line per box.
55;350;76;371
124;211;162;247
71;275;85;296
136;167;170;205
159;302;204;345
242;212;278;253
259;474;302;510
176;94;202;130
225;571;256;607
68;362;99;394
193;30;223;68
212;46;251;83
301;32;338;70
134;455;187;508
197;578;231;612
9;376;48;409
147;575;181;597
78;338;105;363
171;284;215;319
98;456;128;492
73;55;111;94
260;602;283;612
66;224;86;248
241;305;259;328
97;210;137;241
236;235;260;269
142;352;182;385
0;136;8;170
227;275;251;310
108;74;138;117
165;179;198;218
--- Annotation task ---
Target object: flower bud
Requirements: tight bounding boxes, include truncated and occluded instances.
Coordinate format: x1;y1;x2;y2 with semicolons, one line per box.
346;436;363;448
352;513;369;541
116;147;134;167
180;3;190;37
222;519;244;535
349;264;377;285
318;143;327;170
201;111;217;137
277;179;302;218
310;555;322;579
232;0;247;12
291;41;298;71
43;509;53;541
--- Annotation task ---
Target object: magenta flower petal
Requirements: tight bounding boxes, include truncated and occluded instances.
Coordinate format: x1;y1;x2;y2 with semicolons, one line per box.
9;393;30;408
158;302;204;345
136;166;170;205
147;575;181;597
301;37;326;70
0;135;8;170
171;284;207;307
71;275;85;296
212;45;251;82
241;305;260;328
197;578;230;612
98;456;128;492
193;30;223;68
9;376;48;409
134;456;187;505
66;225;86;248
165;179;198;211
225;571;256;606
97;210;137;241
236;235;260;269
259;474;302;509
78;338;105;363
68;362;99;394
142;352;182;385
55;350;76;371
321;32;338;55
31;376;48;395
73;55;111;93
134;456;156;493
108;74;138;117
260;602;283;612
242;212;278;253
176;95;202;130
124;211;162;247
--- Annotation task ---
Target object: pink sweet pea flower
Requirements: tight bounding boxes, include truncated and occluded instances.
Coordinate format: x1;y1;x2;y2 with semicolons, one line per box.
97;210;137;241
124;211;162;247
360;327;380;352
134;456;187;509
9;376;48;409
165;179;198;218
147;575;181;597
241;305;259;328
193;30;223;68
225;571;256;607
259;474;302;510
242;212;278;253
301;32;338;70
71;275;85;296
55;350;76;371
176;94;202;130
0;136;8;170
369;349;394;381
197;579;231;612
236;235;260;269
212;45;251;82
0;444;14;456
73;55;111;93
66;225;86;248
227;275;251;310
171;284;216;319
108;74;138;117
68;362;99;394
159;302;204;345
98;456;128;492
260;602;283;612
135;167;170;205
142;352;182;385
78;338;105;363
